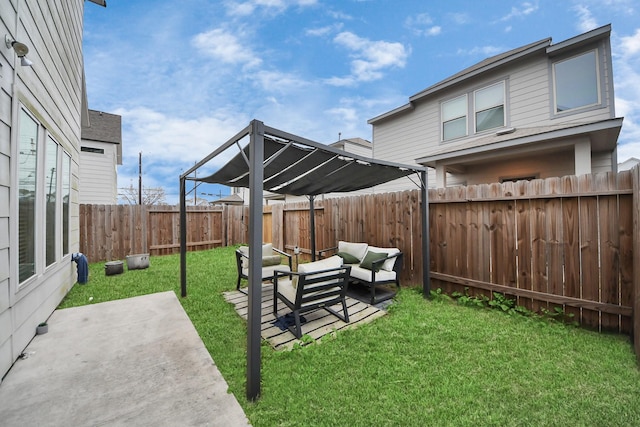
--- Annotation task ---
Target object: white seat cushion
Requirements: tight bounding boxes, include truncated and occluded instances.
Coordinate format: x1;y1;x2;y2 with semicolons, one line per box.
242;264;290;280
349;265;396;283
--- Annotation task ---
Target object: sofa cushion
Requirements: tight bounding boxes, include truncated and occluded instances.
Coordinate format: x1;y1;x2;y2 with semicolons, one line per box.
336;251;360;264
242;264;290;280
298;255;343;288
360;250;387;272
337;241;368;262
367;246;400;271
298;255;343;274
350;265;396;283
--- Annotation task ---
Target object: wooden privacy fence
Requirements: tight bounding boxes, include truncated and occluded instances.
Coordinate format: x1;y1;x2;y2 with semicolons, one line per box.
79;204;245;261
79;169;640;354
429;172;634;335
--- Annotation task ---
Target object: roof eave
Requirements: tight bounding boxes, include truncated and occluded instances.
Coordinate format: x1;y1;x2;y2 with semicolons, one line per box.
416;118;624;167
408;38;551;103
368;102;414;125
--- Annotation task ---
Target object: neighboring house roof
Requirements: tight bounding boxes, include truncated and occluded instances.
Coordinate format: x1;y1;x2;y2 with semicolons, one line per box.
618;157;640;171
81;109;123;164
416;118;623;167
368;24;611;125
211;194;245;205
330;137;372;149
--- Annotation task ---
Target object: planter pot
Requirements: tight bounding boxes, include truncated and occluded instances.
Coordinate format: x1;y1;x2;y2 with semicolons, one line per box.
105;260;124;276
126;253;150;270
36;324;48;335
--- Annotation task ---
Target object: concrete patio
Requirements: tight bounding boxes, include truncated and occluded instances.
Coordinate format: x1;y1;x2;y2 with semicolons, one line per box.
0;291;250;426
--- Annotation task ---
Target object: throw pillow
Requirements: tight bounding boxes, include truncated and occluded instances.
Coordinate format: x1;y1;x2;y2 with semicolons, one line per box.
337;251;360;264
360;250;387;272
262;255;282;266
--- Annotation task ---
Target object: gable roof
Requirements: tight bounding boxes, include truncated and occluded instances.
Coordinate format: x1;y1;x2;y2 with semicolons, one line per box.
82;109;122;144
368;24;612;125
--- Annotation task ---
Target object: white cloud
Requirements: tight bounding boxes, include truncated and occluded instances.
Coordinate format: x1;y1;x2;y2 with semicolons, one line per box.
328;32;410;85
620;28;640;55
613;28;640;161
457;45;503;57
225;0;317;17
251;70;310;93
449;12;470;25
573;4;598;32
405;13;441;37
498;1;539;22
306;23;343;37
192;28;262;69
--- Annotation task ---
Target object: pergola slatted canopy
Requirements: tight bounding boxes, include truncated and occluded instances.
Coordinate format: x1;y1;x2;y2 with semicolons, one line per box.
179;120;430;402
198;133;417;195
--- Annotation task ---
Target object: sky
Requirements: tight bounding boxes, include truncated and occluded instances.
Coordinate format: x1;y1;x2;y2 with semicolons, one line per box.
82;0;640;204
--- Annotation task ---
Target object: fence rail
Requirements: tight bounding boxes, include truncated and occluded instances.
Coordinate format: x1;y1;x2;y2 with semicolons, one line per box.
80;169;640;358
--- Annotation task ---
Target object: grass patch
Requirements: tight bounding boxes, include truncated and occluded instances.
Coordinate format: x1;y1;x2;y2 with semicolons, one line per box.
60;246;640;426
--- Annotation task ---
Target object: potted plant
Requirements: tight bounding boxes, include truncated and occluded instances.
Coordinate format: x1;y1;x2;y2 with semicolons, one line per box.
36;322;48;335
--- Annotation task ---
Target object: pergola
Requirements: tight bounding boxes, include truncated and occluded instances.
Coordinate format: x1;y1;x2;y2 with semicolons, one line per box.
179;120;430;400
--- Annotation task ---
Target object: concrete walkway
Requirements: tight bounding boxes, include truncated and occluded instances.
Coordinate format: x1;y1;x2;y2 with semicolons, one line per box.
0;292;250;426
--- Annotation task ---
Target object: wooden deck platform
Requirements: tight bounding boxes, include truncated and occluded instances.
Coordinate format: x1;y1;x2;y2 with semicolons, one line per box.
223;284;387;350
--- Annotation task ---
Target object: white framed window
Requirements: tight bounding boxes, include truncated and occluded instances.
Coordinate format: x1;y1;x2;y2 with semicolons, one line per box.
62;152;71;255
18;108;39;283
553;50;600;113
45;136;59;266
442;94;468;141
474;81;505;132
17;106;70;283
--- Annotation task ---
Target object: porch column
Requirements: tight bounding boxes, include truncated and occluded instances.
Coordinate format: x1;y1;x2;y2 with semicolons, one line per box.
435;163;447;188
574;139;592;176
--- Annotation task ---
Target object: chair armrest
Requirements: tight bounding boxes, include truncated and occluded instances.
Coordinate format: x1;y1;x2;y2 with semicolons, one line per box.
317;246;338;259
273;247;292;270
370;251;403;280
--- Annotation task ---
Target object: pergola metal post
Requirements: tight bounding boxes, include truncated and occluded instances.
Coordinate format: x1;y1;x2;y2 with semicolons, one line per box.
179;177;187;297
309;195;316;261
247;120;264;401
421;170;430;298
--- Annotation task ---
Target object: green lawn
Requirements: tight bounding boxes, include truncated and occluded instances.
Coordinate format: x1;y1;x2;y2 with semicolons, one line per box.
59;246;640;426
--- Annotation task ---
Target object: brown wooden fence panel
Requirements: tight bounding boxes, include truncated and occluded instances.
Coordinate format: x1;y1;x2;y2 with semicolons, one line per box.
79;169;638;337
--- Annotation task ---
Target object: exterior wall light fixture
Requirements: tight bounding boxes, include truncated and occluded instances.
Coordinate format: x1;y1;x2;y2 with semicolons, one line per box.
5;35;33;67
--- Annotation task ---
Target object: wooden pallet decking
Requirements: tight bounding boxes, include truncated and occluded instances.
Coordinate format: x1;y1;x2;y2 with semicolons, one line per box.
223;284;387;350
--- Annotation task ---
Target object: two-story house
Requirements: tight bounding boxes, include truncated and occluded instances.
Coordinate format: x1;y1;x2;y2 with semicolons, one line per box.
368;24;622;189
79;109;122;204
0;0;105;380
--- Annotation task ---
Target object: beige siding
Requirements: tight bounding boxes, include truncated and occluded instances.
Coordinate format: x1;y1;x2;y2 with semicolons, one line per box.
371;35;616;191
79;141;118;204
1;0;84;379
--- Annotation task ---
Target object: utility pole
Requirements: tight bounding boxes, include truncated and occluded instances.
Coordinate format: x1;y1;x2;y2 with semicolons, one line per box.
138;152;142;205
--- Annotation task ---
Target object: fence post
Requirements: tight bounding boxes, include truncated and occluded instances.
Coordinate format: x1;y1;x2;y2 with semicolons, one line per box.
633;165;640;362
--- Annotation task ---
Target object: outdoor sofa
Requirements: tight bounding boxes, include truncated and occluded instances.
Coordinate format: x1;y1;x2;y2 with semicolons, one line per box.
319;241;402;305
273;255;351;338
235;243;292;293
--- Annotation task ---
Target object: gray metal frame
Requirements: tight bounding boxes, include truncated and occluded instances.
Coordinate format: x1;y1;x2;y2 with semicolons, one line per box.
179;119;431;401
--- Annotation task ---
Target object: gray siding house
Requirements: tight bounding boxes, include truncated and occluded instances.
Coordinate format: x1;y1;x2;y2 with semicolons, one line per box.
80;109;122;204
0;0;104;380
369;24;622;189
